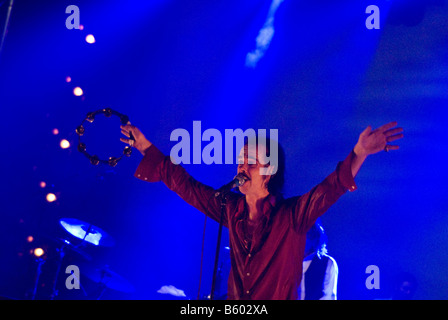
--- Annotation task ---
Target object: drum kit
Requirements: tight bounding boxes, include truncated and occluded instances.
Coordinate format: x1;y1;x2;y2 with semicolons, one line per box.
30;110;188;299
32;218;135;300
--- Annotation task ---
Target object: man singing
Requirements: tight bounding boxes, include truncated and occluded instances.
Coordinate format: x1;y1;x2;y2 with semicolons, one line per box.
120;122;403;300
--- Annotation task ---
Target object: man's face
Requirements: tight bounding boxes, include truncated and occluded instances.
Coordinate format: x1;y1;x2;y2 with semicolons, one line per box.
237;144;271;196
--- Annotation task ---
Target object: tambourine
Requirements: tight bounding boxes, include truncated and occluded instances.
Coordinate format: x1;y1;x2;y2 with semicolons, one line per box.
76;108;133;167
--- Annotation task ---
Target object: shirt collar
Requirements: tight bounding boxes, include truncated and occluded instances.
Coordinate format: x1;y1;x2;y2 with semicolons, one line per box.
236;193;280;218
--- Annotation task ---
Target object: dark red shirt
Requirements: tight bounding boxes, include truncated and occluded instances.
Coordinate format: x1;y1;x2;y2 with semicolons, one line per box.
134;145;357;300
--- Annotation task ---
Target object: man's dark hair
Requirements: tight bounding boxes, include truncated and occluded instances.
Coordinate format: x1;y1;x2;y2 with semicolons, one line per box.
244;135;286;196
306;220;328;258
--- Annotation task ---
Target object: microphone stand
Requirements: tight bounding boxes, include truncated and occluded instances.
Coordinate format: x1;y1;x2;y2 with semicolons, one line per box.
210;193;227;300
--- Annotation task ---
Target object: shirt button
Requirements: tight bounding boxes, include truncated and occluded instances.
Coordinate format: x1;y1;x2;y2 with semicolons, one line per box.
246;272;250;276
137;174;141;177
144;177;148;181
248;253;251;258
246;290;250;294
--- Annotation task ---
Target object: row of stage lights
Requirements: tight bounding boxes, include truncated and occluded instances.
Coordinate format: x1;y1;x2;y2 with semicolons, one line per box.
67;25;95;98
26;25;97;259
42;24;96;203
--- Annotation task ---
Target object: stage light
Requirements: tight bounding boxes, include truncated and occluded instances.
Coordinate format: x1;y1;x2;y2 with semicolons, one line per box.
27;236;34;243
85;34;95;44
52;128;59;135
60;139;70;149
33;248;44;257
46;193;57;203
73;86;83;96
39;181;46;188
65;76;72;83
246;0;284;68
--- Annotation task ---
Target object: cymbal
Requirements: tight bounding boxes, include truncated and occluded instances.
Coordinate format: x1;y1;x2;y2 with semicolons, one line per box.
59;218;115;247
81;264;135;293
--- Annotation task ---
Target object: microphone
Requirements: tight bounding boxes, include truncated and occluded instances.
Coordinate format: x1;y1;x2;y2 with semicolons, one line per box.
215;174;247;197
